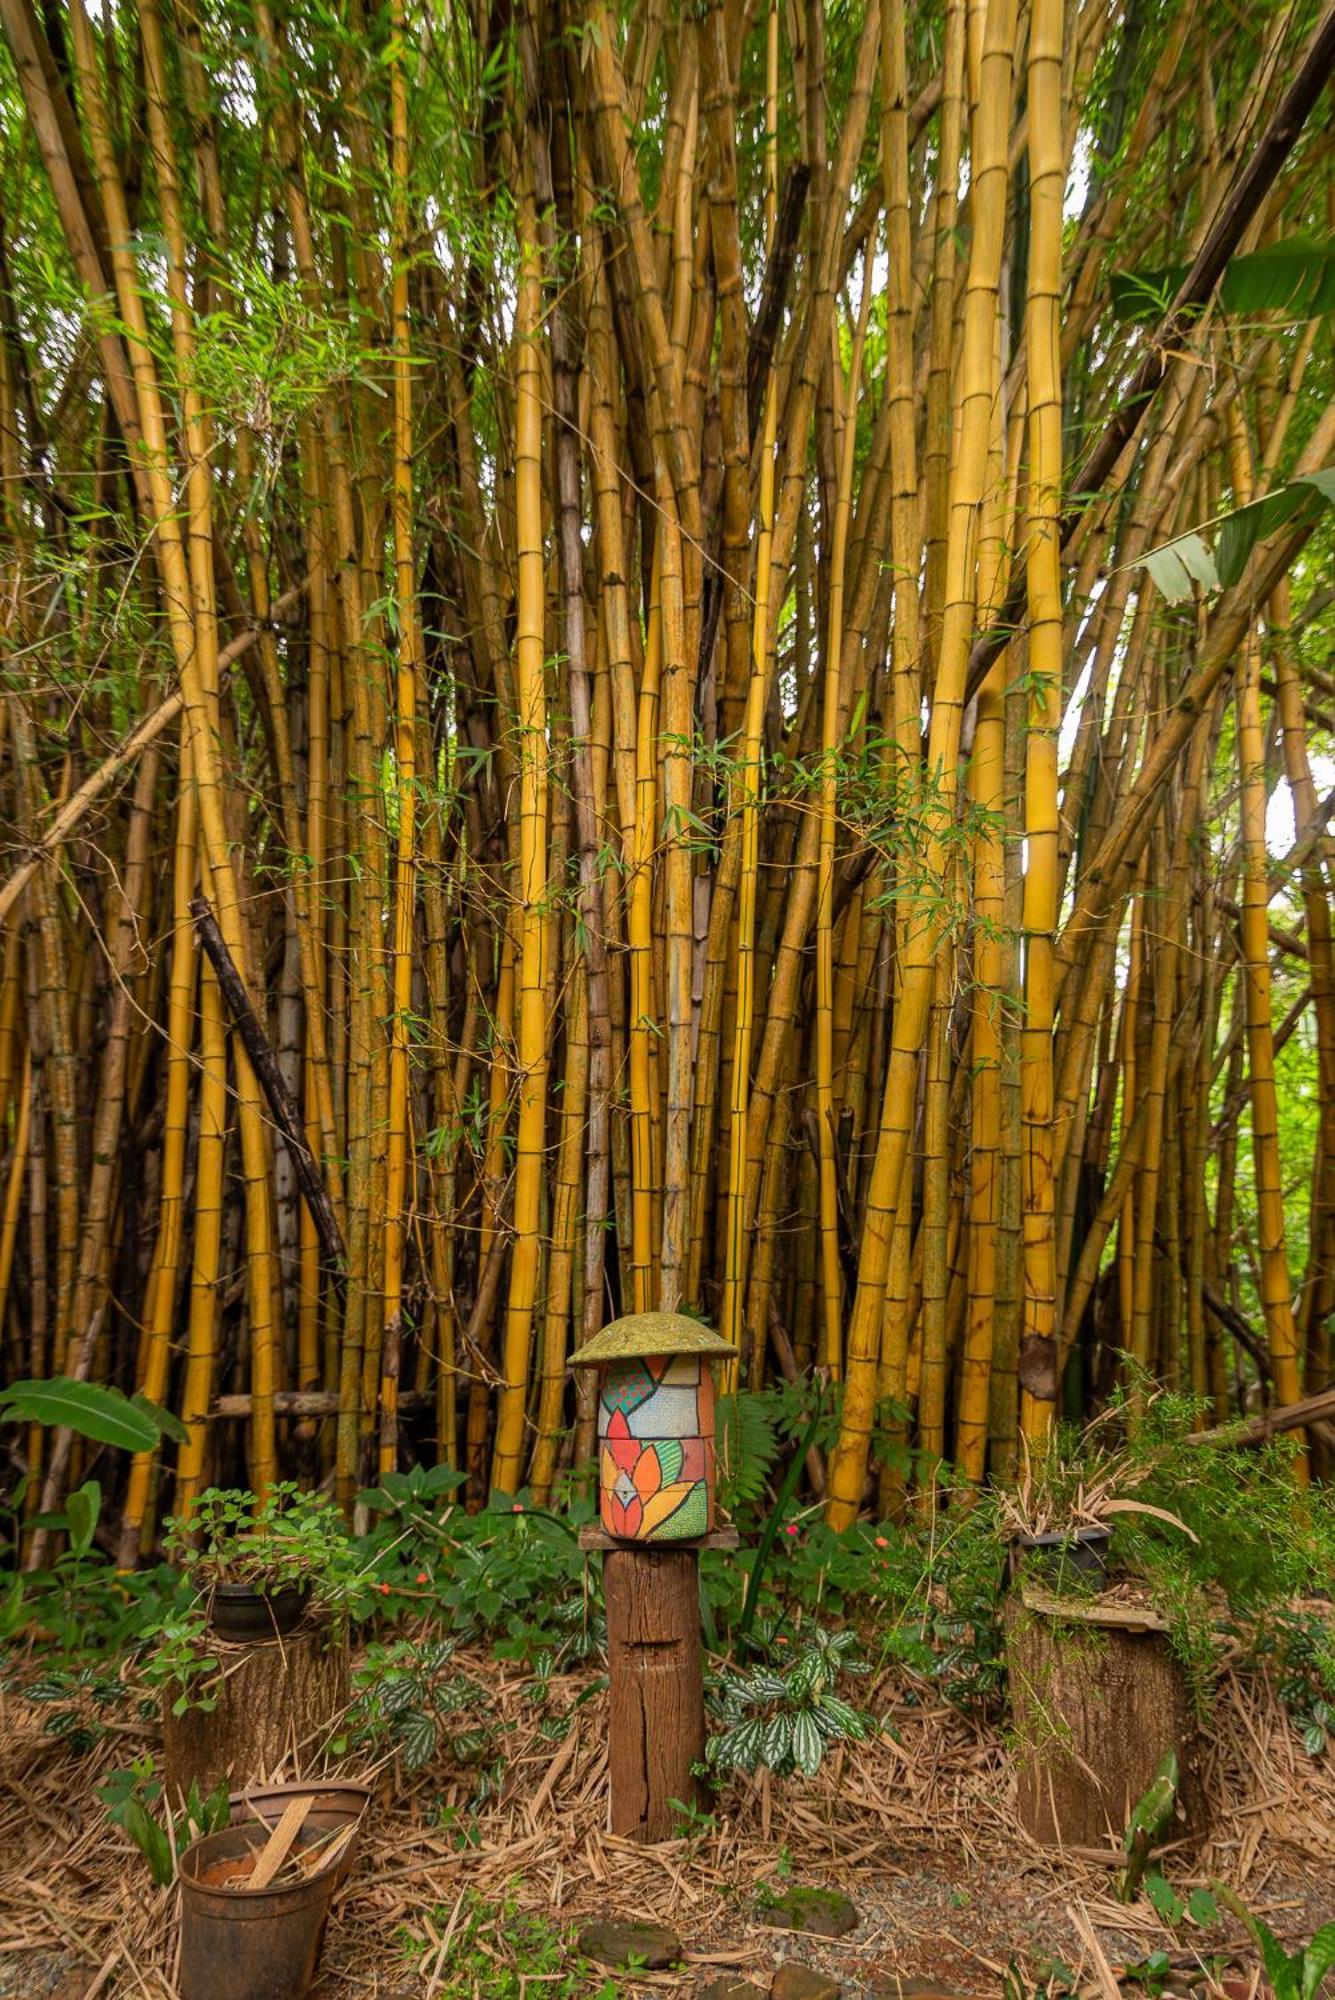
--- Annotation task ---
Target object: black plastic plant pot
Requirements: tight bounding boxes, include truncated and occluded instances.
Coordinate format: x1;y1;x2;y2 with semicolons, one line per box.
207;1580;311;1642
178;1823;341;2000
1012;1525;1111;1590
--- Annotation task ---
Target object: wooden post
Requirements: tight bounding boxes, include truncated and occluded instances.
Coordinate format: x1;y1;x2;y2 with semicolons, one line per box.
581;1524;737;1843
603;1545;705;1841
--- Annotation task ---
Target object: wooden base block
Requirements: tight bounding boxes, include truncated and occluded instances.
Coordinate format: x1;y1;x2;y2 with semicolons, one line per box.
163;1619;349;1804
1006;1593;1203;1849
604;1546;705;1843
578;1523;739;1552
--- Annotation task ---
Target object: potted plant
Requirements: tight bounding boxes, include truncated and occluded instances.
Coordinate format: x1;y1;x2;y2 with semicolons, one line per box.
166;1484;359;1643
998;1412;1196;1594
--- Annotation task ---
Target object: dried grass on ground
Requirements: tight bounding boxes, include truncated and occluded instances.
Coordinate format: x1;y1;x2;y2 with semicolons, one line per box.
0;1646;1331;1998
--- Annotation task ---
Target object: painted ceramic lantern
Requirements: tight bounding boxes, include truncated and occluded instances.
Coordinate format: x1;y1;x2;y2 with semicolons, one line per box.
572;1312;735;1543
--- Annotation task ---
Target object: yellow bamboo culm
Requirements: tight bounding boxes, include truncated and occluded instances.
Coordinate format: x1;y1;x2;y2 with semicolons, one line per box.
380;0;421;1478
1017;0;1064;1450
1227;407;1306;1478
814;245;874;1380
827;0;1017;1527
491;186;550;1498
720;0;779;1382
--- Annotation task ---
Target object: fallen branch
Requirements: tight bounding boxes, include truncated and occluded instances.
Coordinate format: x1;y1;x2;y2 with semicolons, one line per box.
190;894;346;1275
1189;1384;1335;1449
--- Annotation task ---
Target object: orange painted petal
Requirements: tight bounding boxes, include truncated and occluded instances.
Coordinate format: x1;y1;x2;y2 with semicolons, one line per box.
639;1481;695;1534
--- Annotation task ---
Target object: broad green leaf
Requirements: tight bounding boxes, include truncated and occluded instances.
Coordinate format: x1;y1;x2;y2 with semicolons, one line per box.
1251;1915;1295;1996
761;1711;793;1768
0;1379;163;1453
1143;533;1218;604
132;1393;189;1447
1144;1872;1184;1924
1216;470;1335;587
1186;1888;1220;1927
66;1480;101;1559
1111;237;1335;323
791;1710;824;1777
397;1707;438;1769
1300;1924;1335;2000
1139;469;1335;602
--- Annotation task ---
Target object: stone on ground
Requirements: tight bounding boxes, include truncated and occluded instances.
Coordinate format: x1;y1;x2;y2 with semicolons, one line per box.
771;1962;843;2000
698;1980;767;2000
757;1886;860;1938
577;1917;683;1969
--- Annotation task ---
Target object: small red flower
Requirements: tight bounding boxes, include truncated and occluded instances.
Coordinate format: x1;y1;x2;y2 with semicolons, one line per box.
784;1523;800;1537
874;1536;889;1549
416;1571;428;1584
512;1502;524;1514
379;1582;391;1596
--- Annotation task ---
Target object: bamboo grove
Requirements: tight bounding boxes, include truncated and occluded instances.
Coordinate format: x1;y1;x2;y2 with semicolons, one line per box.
0;0;1333;1557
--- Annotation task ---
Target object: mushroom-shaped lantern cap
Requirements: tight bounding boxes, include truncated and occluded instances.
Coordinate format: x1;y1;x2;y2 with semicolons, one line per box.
570;1310;736;1370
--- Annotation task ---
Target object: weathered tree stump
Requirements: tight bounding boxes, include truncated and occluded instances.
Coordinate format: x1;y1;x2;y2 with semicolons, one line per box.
163;1620;349;1804
1005;1588;1204;1849
603;1545;705;1841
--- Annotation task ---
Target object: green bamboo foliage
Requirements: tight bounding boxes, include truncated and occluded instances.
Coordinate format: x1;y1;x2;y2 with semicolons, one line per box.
0;0;1330;1543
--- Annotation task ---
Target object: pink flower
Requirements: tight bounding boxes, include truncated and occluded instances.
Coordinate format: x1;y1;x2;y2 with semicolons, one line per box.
785;1523;799;1537
874;1536;889;1549
512;1503;524;1514
416;1571;428;1584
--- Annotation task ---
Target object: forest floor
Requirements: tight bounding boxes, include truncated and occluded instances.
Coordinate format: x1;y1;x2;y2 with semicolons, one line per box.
0;1644;1331;1998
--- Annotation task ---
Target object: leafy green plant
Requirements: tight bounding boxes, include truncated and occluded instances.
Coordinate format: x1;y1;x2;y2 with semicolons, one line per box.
1111;236;1335;322
342;1636;499;1774
704;1625;872;1779
166;1484;363;1612
356;1480;597;1664
1214;1887;1335;2000
396;1889;619;1999
141;1606;221;1718
98;1755;229;1886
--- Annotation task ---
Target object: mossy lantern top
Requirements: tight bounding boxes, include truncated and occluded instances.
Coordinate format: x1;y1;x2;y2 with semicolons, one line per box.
573;1314;734;1544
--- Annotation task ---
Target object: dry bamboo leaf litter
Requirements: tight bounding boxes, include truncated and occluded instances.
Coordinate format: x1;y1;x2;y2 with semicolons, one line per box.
0;1648;1331;1998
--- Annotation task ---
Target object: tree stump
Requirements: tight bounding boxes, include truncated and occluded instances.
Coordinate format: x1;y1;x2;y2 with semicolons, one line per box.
1005;1588;1204;1849
163;1620;349;1804
603;1546;705;1841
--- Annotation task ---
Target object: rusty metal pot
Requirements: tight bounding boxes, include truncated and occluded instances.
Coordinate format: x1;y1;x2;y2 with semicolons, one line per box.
227;1779;371;1890
178;1819;346;2000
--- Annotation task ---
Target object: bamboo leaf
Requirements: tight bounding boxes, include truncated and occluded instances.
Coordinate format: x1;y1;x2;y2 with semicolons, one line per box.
1102;1498;1200;1542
